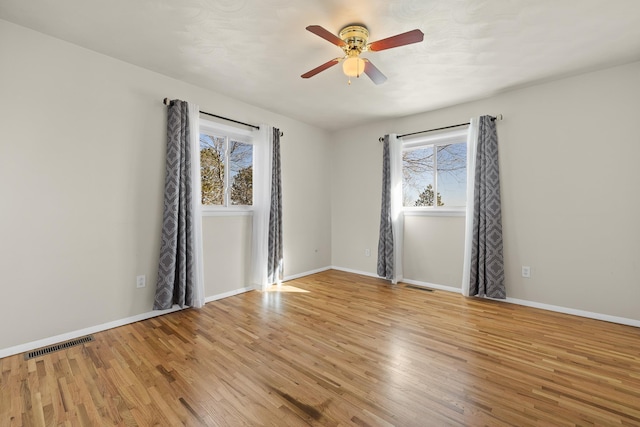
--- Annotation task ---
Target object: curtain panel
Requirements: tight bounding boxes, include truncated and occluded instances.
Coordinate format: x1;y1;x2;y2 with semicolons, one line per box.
267;128;283;284
377;134;403;284
154;100;205;310
377;135;394;280
252;126;283;291
462;116;505;298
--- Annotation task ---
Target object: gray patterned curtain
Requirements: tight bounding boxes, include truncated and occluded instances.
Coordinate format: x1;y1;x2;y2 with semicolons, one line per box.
267;128;283;283
377;135;394;280
469;116;505;298
154;100;197;309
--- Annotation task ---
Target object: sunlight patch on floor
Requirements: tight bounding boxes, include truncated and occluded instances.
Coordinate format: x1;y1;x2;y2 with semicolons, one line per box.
265;284;310;293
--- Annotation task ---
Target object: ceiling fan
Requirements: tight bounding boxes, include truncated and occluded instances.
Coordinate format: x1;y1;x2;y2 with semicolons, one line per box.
301;24;424;85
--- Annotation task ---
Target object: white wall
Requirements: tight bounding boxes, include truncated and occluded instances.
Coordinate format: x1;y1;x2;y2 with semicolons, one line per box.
331;61;640;322
0;19;332;352
202;215;252;296
403;216;465;288
2;16;638;355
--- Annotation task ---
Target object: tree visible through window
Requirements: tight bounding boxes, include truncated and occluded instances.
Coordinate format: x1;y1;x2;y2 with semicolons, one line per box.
415;184;442;207
200;135;224;205
200;133;253;206
402;140;466;208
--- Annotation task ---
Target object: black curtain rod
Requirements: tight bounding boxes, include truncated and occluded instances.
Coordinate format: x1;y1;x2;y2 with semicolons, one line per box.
378;114;502;142
399;122;470;138
163;98;286;136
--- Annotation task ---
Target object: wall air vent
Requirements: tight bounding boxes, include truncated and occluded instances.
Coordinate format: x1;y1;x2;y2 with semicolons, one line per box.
24;335;95;360
405;284;435;292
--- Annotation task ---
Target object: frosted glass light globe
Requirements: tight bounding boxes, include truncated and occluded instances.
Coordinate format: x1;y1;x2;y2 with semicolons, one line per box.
342;57;365;77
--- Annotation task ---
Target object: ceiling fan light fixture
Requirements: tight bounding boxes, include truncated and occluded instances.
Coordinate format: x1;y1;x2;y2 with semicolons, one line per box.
303;24;423;85
342;56;365;77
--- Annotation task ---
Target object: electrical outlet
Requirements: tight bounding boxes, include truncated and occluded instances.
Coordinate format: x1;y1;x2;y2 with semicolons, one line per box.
136;275;146;288
521;266;531;278
365;248;371;257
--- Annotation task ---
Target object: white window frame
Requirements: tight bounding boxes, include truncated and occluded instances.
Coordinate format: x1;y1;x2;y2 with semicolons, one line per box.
402;127;468;217
199;119;254;216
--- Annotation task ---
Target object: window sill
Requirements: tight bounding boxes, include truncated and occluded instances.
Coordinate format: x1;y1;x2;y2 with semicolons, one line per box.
202;208;254;217
403;208;465;217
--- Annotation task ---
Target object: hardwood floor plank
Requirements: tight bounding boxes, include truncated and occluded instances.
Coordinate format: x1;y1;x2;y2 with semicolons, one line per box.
2;270;640;426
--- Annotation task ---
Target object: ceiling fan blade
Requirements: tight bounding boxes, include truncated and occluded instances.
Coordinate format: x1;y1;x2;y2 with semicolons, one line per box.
367;29;424;52
306;25;347;48
363;59;387;85
301;58;342;79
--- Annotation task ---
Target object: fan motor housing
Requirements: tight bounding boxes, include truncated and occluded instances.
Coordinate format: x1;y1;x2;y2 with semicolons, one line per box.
339;25;369;54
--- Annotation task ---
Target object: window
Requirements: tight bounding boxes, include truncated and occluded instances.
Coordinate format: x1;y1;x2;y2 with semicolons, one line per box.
199;120;253;209
402;128;467;213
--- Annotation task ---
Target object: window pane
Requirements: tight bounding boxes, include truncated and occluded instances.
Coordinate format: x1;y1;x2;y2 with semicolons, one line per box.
403;146;434;207
200;134;224;205
436;143;467;207
229;141;253;206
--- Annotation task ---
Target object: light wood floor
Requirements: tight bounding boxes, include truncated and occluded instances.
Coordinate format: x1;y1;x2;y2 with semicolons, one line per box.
2;270;640;426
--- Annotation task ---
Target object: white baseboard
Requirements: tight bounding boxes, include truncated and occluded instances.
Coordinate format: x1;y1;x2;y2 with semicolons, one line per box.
0;305;184;359
403;277;640;328
0;286;255;360
283;266;332;282
501;297;640;328
329;265;380;279
402;278;461;293
5;271;637;360
204;286;254;303
330;267;640;328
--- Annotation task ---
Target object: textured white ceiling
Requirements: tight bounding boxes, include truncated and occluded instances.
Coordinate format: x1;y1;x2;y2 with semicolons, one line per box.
1;0;639;130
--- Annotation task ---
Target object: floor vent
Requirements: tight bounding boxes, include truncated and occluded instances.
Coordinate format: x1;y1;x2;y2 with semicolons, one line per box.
24;335;95;360
406;284;435;292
